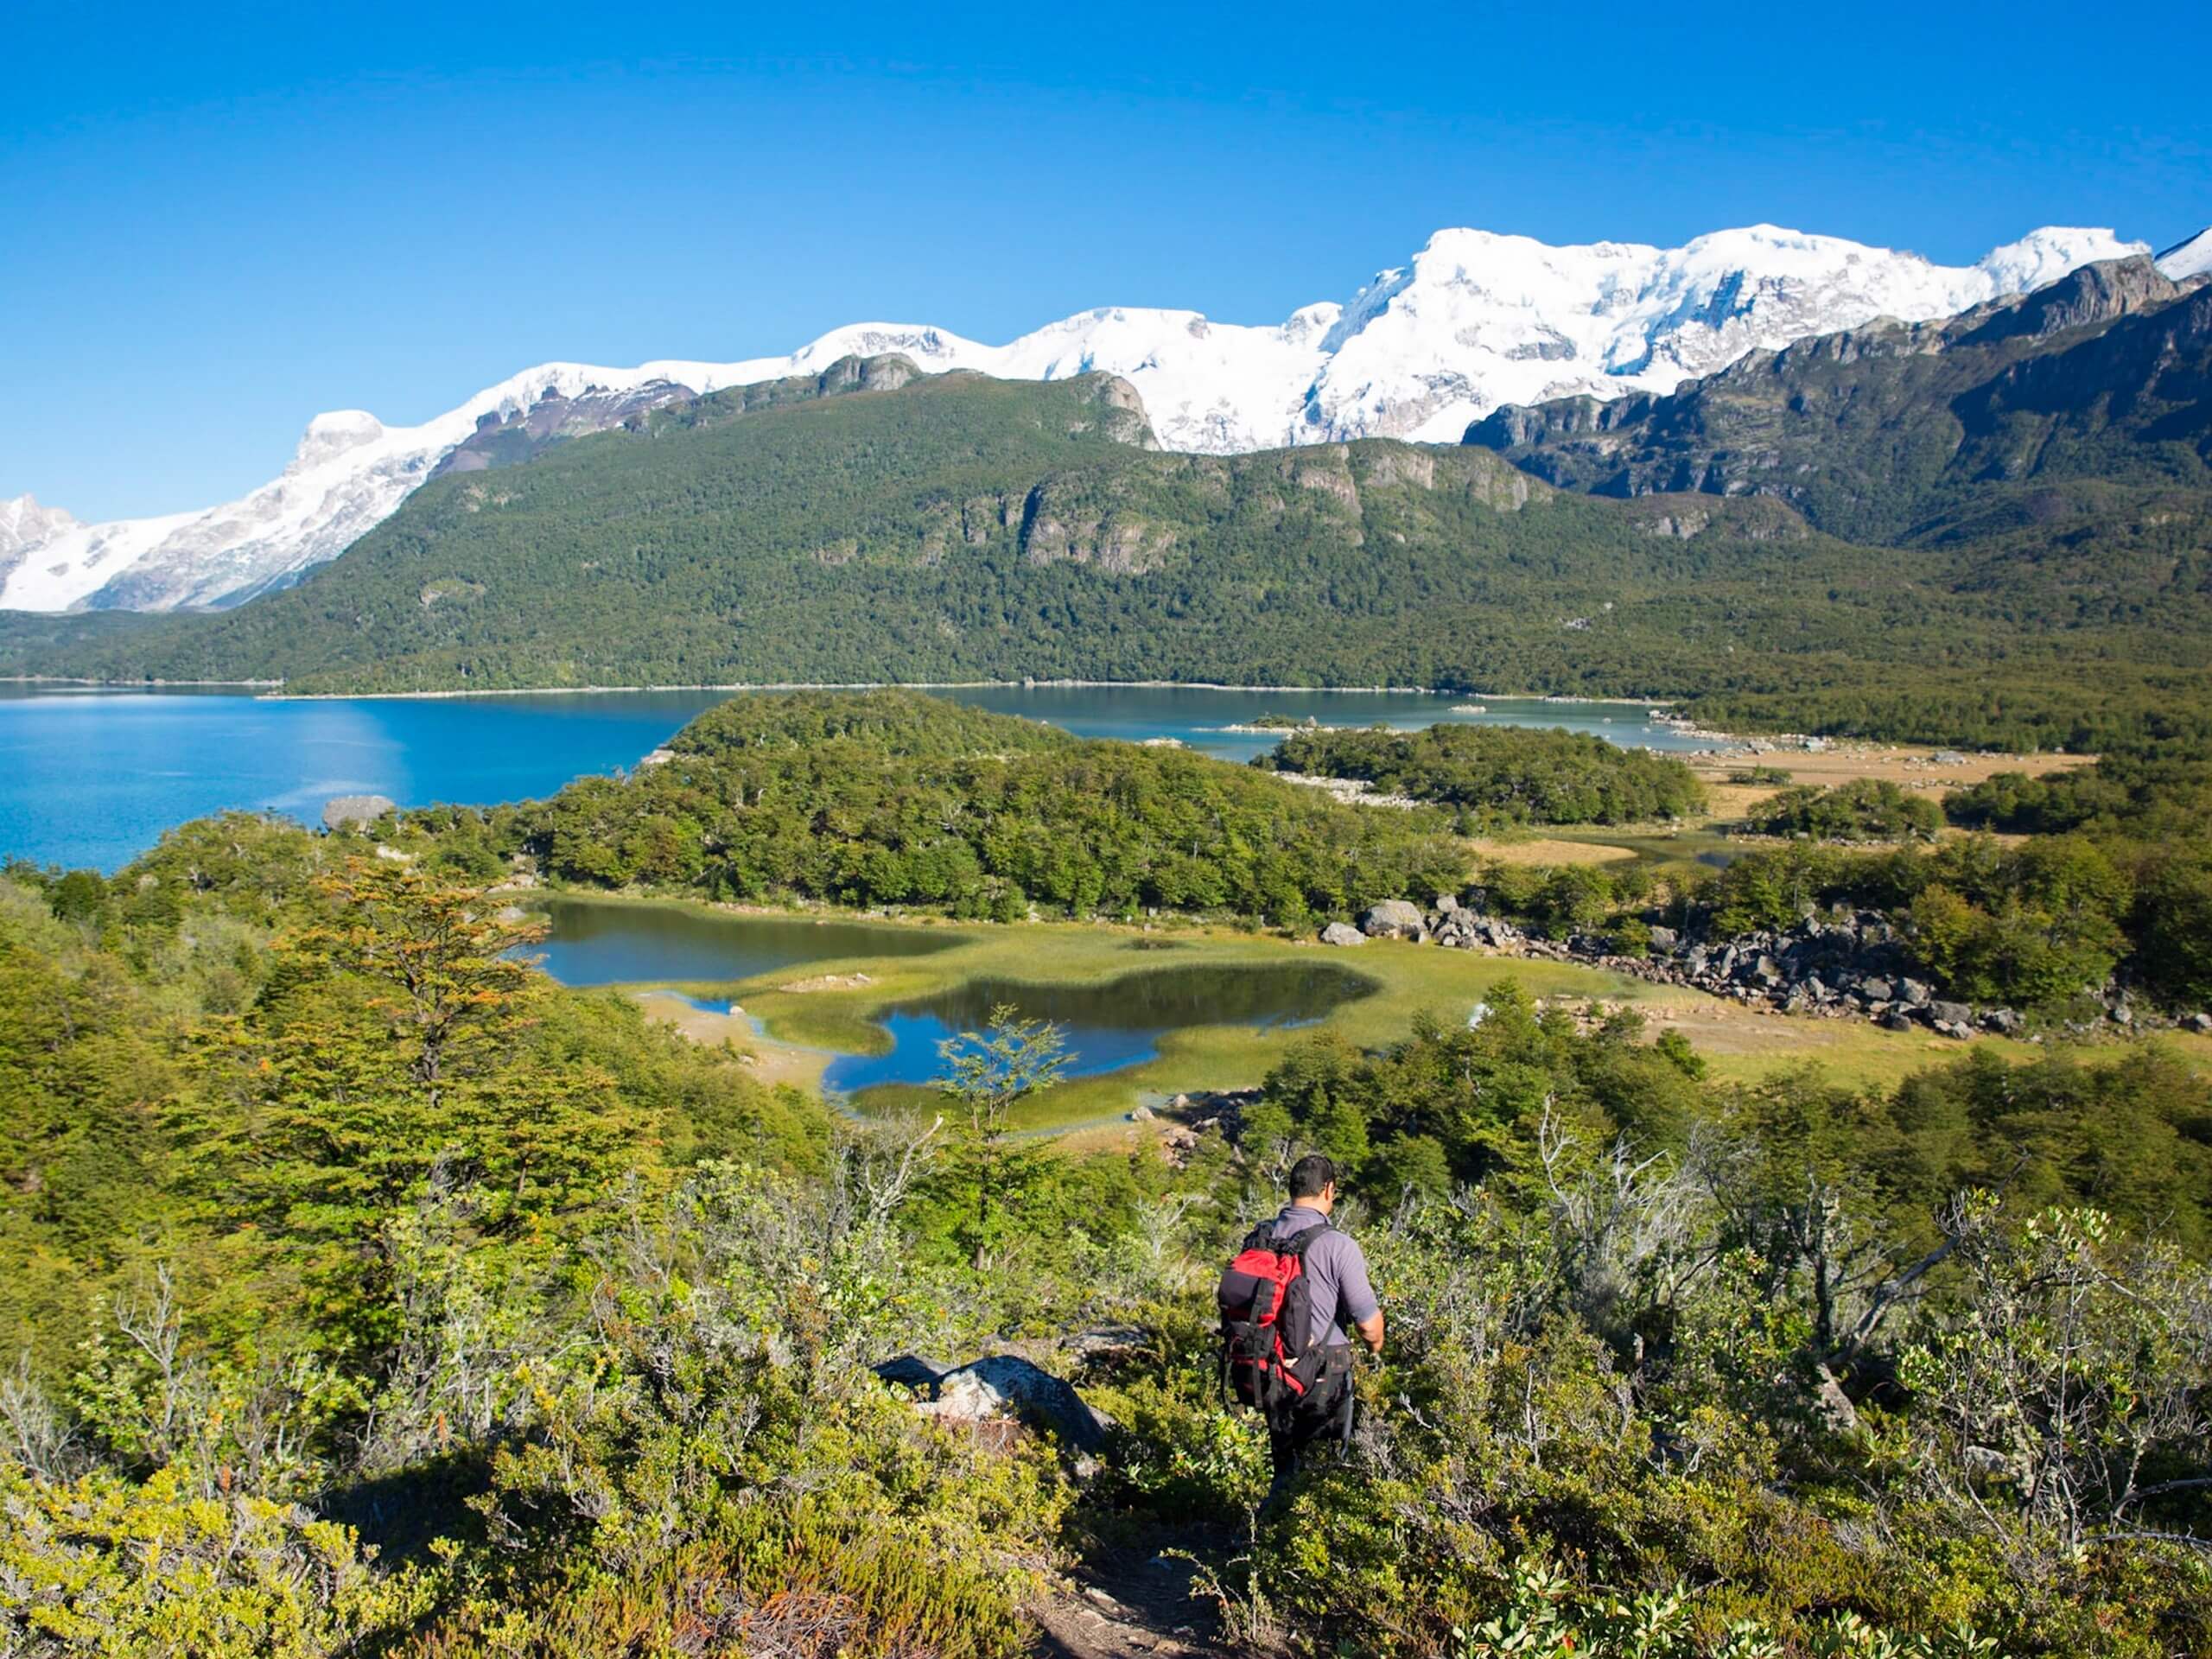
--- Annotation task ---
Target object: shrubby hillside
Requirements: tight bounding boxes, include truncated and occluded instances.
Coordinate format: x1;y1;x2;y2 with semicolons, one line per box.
3;804;2210;1656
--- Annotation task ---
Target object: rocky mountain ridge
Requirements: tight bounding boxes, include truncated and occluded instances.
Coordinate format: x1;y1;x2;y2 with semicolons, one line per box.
2;220;2168;614
1463;255;2212;544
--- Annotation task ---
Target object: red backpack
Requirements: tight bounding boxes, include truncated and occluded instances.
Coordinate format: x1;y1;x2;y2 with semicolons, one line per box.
1217;1219;1328;1423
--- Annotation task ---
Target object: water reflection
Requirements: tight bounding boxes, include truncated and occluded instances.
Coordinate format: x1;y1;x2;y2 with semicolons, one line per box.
822;963;1374;1094
524;895;958;986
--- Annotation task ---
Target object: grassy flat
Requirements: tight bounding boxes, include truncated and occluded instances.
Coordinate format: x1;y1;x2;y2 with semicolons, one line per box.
569;895;2145;1130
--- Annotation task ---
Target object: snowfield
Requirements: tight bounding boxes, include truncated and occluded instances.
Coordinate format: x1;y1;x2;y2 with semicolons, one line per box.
3;219;2183;614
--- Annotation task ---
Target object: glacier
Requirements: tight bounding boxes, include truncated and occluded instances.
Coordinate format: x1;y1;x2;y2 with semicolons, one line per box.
0;220;2163;614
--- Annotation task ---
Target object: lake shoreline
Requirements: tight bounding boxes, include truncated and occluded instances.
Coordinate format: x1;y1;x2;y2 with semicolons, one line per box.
259;679;1686;707
0;672;1681;709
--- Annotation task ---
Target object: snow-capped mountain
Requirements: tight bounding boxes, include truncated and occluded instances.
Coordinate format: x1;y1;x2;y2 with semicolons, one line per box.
0;221;2163;613
0;496;81;564
2158;227;2212;283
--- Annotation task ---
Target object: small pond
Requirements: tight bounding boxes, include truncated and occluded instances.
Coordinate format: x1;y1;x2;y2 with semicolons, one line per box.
521;895;960;985
524;898;1374;1097
820;963;1376;1095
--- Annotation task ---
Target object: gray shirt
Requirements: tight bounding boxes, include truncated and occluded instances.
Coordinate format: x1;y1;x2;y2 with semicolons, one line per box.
1270;1205;1379;1350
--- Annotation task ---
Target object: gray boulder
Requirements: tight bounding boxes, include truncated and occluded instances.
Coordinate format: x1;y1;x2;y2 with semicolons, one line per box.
1930;1001;1974;1028
1319;921;1366;947
321;793;397;831
1359;899;1427;939
911;1355;1109;1452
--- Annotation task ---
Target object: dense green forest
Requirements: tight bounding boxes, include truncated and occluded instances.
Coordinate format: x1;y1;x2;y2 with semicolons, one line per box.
3;790;2211;1656
1747;779;1944;842
376;690;1473;926
1253;721;1707;827
4;355;2210;751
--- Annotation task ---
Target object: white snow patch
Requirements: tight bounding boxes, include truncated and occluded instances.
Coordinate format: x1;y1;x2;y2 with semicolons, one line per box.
2156;228;2212;283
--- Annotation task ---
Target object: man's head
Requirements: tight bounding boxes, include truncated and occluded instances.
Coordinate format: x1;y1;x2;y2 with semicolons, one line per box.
1287;1153;1339;1213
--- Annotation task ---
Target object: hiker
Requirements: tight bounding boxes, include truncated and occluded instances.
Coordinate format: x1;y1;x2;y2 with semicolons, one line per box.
1217;1153;1384;1484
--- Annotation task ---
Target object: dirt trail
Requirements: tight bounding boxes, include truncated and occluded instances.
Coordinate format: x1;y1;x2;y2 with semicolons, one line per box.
1029;1536;1232;1658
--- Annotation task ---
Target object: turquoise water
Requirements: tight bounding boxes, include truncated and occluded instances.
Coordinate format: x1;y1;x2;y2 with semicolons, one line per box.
0;683;1713;871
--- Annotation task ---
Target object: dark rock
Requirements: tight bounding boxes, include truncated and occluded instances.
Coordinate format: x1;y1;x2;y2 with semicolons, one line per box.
874;1355;953;1395
1880;1011;1916;1032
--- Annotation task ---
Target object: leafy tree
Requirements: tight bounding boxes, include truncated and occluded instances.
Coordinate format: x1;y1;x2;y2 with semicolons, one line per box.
936;1005;1068;1269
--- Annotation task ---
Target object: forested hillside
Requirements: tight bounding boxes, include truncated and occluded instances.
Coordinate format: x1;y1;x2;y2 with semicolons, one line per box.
5;354;2212;750
5;785;2212;1655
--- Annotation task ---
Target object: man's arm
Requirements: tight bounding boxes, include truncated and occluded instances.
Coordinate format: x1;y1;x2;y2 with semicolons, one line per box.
1333;1237;1384;1355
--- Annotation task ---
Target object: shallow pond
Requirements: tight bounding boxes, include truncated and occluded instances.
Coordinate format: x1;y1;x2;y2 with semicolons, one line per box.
521;894;960;985
817;963;1375;1094
525;897;1372;1096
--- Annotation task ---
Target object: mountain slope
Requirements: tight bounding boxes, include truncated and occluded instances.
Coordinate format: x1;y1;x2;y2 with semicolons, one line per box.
9;356;2210;753
0;221;2148;614
1464;257;2212;545
2159;227;2212;283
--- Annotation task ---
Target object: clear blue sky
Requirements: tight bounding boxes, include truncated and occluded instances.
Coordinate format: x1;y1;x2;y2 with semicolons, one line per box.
6;1;2206;522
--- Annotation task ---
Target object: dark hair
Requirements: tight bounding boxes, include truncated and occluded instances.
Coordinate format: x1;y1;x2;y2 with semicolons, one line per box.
1288;1153;1338;1201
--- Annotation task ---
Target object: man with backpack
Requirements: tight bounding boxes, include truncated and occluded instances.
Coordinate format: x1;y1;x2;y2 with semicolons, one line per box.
1217;1153;1385;1487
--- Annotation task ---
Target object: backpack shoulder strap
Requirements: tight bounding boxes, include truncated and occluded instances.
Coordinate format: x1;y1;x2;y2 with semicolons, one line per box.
1274;1219;1331;1260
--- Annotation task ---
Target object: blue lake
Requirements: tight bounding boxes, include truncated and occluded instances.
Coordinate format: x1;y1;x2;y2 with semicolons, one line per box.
0;682;1716;871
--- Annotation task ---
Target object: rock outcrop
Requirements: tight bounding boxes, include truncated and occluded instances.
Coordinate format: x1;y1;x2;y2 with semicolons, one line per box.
321;794;397;830
874;1354;1110;1453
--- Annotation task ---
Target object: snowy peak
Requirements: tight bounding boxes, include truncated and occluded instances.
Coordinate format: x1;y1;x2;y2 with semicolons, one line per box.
1978;226;2146;291
0;494;79;556
289;410;387;472
2158;228;2212;283
0;219;2177;614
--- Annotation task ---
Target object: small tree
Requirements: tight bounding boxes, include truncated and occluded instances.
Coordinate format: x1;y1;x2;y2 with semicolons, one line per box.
299;858;543;1098
936;1005;1068;1270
